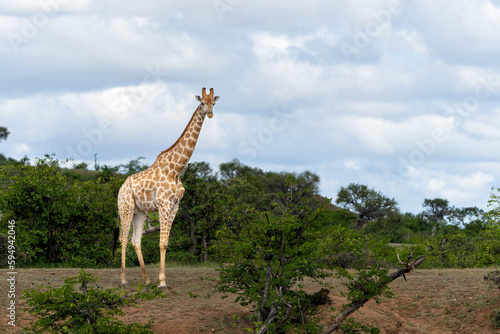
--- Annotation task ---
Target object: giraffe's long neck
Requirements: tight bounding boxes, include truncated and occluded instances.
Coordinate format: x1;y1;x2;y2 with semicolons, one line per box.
156;105;206;176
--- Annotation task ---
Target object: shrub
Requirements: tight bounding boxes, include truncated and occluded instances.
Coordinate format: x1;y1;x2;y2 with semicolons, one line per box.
0;155;123;267
484;270;500;290
494;310;500;329
22;270;164;333
327;252;363;269
215;178;332;333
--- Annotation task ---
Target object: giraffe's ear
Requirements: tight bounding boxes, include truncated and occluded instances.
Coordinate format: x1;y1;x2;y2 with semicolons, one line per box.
195;95;202;102
214;96;220;102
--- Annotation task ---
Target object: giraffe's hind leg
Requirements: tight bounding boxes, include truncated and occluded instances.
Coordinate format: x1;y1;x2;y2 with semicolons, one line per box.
131;210;149;285
158;184;185;288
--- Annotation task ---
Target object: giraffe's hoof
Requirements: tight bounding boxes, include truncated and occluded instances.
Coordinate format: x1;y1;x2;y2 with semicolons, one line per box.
120;282;128;287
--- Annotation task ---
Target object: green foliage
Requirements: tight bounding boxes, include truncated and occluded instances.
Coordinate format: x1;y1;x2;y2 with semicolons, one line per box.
422;198;453;237
73;161;89;169
62;168;101;184
0;153;30;167
175;162;233;262
484;270;500;290
317;208;358;230
0;233;26;267
338;318;381;334
215;177;331;333
0;155;123;266
485;188;500;256
120;156;148;174
22;270;164;333
335;183;399;230
385;232;487;269
220;159;322;213
362;214;411;243
428;234;481;268
1;153;495;272
0;126;10;142
337;266;393;305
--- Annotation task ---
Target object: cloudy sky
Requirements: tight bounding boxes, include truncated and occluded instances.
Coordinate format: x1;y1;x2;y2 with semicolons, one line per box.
1;0;500;214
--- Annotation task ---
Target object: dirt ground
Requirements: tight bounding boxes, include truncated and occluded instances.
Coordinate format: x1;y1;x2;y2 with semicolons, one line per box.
1;265;499;333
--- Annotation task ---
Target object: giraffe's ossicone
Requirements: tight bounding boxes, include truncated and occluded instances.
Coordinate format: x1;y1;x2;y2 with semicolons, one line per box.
117;88;219;288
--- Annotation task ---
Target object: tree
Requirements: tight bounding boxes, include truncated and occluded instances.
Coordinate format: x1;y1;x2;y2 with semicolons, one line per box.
335;183;399;230
215;177;332;333
320;254;426;333
219;158;264;180
216;178;428;333
449;206;487;236
0;126;10;142
219;160;322;215
481;187;500;265
175;162;232;262
422;198;453;237
120;157;148;174
262;170;320;211
73;161;89;170
363;214;410;243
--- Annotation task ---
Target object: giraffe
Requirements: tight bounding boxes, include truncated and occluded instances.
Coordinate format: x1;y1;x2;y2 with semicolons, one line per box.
117;87;219;288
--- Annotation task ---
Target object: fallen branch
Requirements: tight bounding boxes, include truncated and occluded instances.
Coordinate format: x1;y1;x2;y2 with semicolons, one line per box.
320;253;426;334
126;215;160;242
127;225;161;242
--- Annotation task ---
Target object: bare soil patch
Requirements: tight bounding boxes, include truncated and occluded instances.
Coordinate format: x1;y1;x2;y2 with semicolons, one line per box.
1;265;499;333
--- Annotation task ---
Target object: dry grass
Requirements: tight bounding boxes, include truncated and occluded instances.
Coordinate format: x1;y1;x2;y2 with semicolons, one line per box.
1;265;499;333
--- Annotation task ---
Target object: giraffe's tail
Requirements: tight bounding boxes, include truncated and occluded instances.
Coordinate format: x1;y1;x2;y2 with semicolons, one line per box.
111;218;120;257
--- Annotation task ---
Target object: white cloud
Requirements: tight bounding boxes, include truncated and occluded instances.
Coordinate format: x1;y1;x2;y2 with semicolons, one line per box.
2;0;500;214
344;160;361;170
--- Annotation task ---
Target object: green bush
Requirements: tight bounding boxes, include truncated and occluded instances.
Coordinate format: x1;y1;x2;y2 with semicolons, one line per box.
215;179;332;333
327;251;363;269
493;310;500;329
484;270;500;290
0;155;123;267
22;270;164;333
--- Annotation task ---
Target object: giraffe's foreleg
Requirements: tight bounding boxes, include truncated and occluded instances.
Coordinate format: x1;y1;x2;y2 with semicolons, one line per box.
119;210;133;286
158;186;184;288
131;210;149;285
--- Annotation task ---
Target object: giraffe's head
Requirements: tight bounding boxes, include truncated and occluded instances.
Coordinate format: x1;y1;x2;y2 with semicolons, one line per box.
195;87;219;119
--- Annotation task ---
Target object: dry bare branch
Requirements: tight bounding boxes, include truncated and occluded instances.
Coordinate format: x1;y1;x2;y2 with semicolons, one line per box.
127;225;161;242
320;254;426;334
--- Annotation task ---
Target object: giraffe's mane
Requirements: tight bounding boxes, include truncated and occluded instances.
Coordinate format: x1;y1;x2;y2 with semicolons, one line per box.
153;104;202;164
